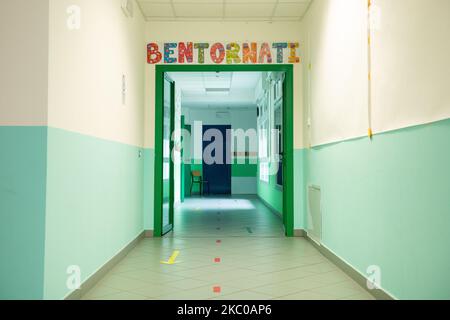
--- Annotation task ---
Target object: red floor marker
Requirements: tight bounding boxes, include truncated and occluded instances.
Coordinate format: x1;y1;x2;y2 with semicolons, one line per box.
213;286;221;293
214;257;221;263
216;240;221;244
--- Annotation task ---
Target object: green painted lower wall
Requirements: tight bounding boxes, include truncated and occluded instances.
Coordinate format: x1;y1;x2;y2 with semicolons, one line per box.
232;162;258;177
0;126;48;300
257;171;283;214
43;128;144;299
183;163;192;197
294;149;307;230
143;148;154;230
3;119;448;300
305;119;450;300
184;162;258;197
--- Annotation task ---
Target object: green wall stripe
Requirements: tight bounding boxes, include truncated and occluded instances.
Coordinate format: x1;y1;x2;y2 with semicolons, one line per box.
232;163;257;177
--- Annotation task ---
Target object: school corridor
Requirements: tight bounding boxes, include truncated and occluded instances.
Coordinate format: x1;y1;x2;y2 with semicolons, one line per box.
1;0;449;301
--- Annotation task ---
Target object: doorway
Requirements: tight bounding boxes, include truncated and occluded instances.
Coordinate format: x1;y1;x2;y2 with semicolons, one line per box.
153;65;294;237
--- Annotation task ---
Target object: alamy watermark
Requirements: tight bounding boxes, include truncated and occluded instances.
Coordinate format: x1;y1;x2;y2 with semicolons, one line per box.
67;5;81;30
366;265;382;290
170;122;282;175
66;265;81;290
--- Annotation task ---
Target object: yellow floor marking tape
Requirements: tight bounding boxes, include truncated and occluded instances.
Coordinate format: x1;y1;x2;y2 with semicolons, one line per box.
160;250;180;265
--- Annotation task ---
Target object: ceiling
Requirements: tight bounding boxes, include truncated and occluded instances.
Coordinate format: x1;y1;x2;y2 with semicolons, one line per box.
136;0;312;22
167;72;262;109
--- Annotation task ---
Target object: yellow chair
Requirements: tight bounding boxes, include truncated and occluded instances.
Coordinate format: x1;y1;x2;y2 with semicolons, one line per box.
190;170;209;196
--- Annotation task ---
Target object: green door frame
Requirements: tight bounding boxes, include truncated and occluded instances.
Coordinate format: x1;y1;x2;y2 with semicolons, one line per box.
180;115;185;203
160;74;175;236
154;64;294;237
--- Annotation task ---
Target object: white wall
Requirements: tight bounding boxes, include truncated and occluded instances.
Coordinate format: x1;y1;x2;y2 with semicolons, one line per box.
48;0;146;146
371;0;450;133
145;21;305;149
0;0;49;126
299;0;450;300
302;0;450;147
302;0;368;146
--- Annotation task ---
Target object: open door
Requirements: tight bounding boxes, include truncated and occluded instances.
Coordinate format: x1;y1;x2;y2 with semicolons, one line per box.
162;74;175;235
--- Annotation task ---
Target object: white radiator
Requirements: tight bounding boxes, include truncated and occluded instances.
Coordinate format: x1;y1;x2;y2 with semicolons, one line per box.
307;185;322;244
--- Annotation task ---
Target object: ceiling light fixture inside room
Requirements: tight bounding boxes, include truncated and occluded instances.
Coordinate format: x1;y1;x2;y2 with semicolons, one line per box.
205;88;231;95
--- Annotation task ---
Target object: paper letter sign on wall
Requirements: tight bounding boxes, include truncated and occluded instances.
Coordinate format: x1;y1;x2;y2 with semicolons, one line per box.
147;42;301;65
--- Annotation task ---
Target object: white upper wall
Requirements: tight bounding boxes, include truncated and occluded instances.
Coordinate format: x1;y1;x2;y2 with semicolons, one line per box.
0;0;49;126
145;21;305;149
302;0;450;147
302;0;368;146
371;0;450;133
48;0;146;146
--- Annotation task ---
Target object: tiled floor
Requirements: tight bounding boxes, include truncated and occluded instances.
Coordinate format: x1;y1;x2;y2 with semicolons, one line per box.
82;196;375;300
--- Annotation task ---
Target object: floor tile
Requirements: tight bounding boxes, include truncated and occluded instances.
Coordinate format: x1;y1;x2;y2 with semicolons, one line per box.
166;279;212;290
81;196;373;301
98;275;153;291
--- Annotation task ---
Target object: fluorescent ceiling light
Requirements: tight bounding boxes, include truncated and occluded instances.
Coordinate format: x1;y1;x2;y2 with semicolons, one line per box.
205;88;230;96
205;88;230;93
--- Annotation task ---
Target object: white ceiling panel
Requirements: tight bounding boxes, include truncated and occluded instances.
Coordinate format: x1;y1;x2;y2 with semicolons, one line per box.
227;0;277;3
225;4;275;18
174;0;223;3
274;2;310;17
278;0;310;3
137;0;312;21
175;4;223;18
168;72;263;109
140;3;174;18
139;0;171;3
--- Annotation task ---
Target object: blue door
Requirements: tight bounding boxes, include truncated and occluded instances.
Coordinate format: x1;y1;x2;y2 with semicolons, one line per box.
202;125;231;195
